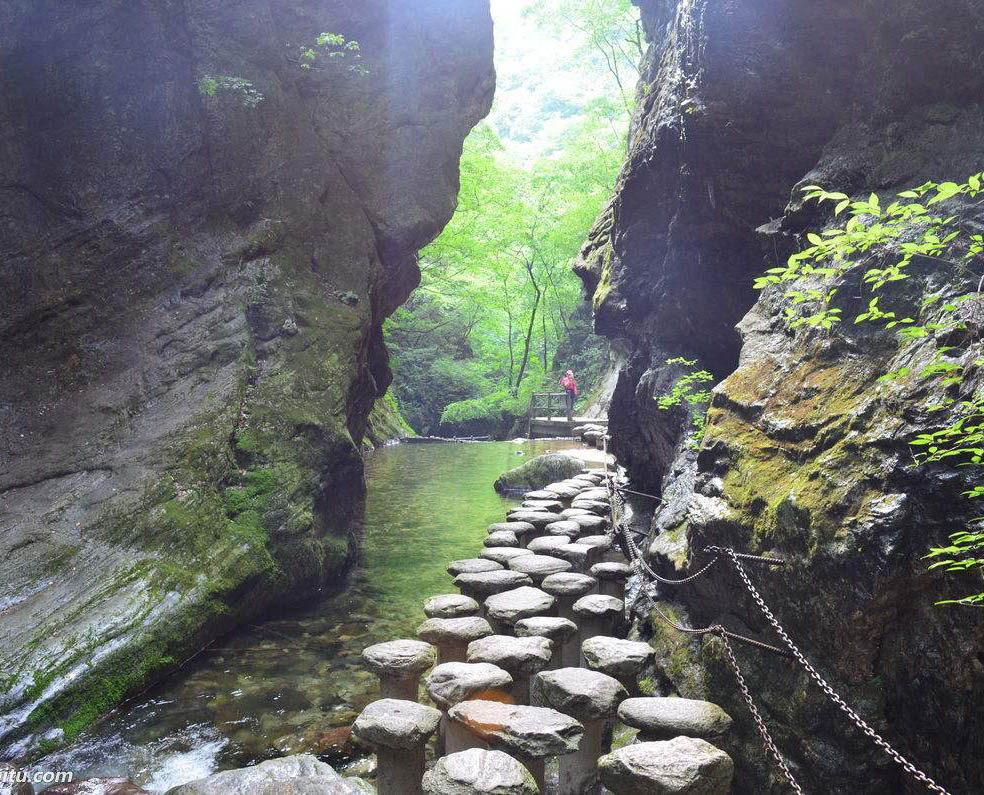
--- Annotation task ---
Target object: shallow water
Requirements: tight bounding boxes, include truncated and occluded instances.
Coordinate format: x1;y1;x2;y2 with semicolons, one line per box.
35;440;597;791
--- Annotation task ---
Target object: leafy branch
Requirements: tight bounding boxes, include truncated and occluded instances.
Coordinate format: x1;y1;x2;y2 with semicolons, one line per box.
754;171;984;605
656;357;714;450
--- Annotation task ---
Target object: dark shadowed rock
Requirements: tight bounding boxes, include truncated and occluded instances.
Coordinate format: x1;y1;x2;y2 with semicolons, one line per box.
0;0;495;750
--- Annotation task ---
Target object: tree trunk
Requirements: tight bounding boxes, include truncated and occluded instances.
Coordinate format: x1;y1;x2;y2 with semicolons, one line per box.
514;262;541;394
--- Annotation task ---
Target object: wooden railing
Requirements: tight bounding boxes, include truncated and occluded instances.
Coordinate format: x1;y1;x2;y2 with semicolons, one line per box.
528;392;569;431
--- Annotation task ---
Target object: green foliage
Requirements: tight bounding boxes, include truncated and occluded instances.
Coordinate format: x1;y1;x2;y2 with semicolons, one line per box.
387;115;617;435
656;357;714;450
297;31;368;75
196;75;264;108
754;172;984;604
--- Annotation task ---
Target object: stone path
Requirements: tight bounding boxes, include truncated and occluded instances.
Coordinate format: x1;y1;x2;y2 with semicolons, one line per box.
351;469;735;794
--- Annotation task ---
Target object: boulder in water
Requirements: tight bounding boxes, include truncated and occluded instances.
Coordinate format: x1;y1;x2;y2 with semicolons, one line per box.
164;754;363;794
493;454;585;495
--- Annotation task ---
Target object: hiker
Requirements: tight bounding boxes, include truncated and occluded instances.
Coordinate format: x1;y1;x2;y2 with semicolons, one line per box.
561;369;578;421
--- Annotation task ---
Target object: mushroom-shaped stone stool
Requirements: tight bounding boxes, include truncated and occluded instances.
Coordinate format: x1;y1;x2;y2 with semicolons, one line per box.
581;637;654;695
524;489;562;501
422;748;538;795
570;498;609;516
597;737;734;794
424;594;480;619
489;521;537;548
480;547;535;566
426;662;514;756
454;570;533;603
566;514;608;536
362;640;437;701
508;554;572;585
551;543;601;574
618;697;733;742
573;595;624;663
522;499;564;513
540;573;597;666
484;586;556;635
532;668;627;794
515;616;578;670
526;536;570;555
485;529;520;547
446;699;583;792
449;558;503;577
417;616;494;664
467;635;553;705
590;562;632;600
544;520;581;540
352;698;441;795
503;511;558;532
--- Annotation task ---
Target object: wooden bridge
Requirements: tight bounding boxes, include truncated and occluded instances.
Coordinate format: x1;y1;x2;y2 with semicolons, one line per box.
526;392;608;438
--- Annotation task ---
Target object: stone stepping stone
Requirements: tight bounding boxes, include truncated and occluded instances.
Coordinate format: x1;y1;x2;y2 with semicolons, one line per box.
514;616;578;669
560;507;594;518
454;569;533;600
488;521;536;536
591;561;632;599
446;699;583;792
550;543;599;573
521;499;564;512
417;616;494;664
425;662;513;710
484;530;519;547
532;667;628;794
508;554;572;583
503;510;559;529
567;514;608;535
578;534;613;552
526;536;569;555
352;698;442;795
618;697;733;742
598;737;734;794
539;572;596;666
576;487;609;501
467;634;553;704
362;639;437;701
523;489;562;501
570;499;610;515
424;594;480;619
422;748;538;795
573;473;604;485
581;637;654;692
544;520;581;539
542;483;582;500
448;558;502;577
480;547;535;565
573;595;624;663
485;586;556;631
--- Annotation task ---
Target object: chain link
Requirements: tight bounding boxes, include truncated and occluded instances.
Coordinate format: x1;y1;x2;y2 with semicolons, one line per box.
600;457;951;794
720;548;952;795
717;629;805;795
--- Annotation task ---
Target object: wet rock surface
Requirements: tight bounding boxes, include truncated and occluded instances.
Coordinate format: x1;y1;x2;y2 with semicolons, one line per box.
163;754;363;795
493;455;585;494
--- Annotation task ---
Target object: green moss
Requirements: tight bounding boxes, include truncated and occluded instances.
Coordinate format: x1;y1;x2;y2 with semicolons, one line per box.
235;429;259;454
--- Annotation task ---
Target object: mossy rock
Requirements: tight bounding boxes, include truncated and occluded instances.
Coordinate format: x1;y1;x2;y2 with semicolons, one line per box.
493;453;585;495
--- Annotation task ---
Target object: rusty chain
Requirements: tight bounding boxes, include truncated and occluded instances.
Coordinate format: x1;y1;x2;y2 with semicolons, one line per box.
719;548;952;795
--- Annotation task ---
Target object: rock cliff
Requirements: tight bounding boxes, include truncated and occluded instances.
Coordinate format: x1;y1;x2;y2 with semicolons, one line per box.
579;0;984;791
0;0;493;756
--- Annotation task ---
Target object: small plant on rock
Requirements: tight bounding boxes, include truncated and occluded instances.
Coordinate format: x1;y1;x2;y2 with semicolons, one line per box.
656;357;714;451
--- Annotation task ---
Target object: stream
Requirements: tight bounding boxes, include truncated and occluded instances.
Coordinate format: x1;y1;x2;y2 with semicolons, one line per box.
33;440;598;792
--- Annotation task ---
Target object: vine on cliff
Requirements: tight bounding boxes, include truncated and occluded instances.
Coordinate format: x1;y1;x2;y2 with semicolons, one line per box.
755;172;984;605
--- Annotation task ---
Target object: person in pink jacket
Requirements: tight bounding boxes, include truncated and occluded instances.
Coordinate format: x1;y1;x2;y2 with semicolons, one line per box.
561;369;579;420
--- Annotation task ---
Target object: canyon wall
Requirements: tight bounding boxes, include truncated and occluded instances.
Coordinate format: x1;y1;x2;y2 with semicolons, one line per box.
579;0;984;791
0;0;493;756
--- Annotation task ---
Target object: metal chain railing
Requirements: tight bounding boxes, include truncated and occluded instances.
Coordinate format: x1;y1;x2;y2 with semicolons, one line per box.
719;548;952;795
597;450;952;795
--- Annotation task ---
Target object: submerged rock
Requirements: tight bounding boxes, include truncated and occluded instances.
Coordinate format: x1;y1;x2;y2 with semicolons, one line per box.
493;455;586;495
164;754;361;794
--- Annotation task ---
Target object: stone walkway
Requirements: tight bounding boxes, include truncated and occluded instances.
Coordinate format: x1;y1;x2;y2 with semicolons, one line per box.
351;466;736;794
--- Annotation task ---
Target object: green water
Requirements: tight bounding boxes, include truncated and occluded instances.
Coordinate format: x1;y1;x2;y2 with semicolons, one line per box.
39;440;594;792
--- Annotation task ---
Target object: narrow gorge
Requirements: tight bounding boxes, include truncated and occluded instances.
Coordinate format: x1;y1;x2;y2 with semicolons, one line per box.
2;0;983;793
